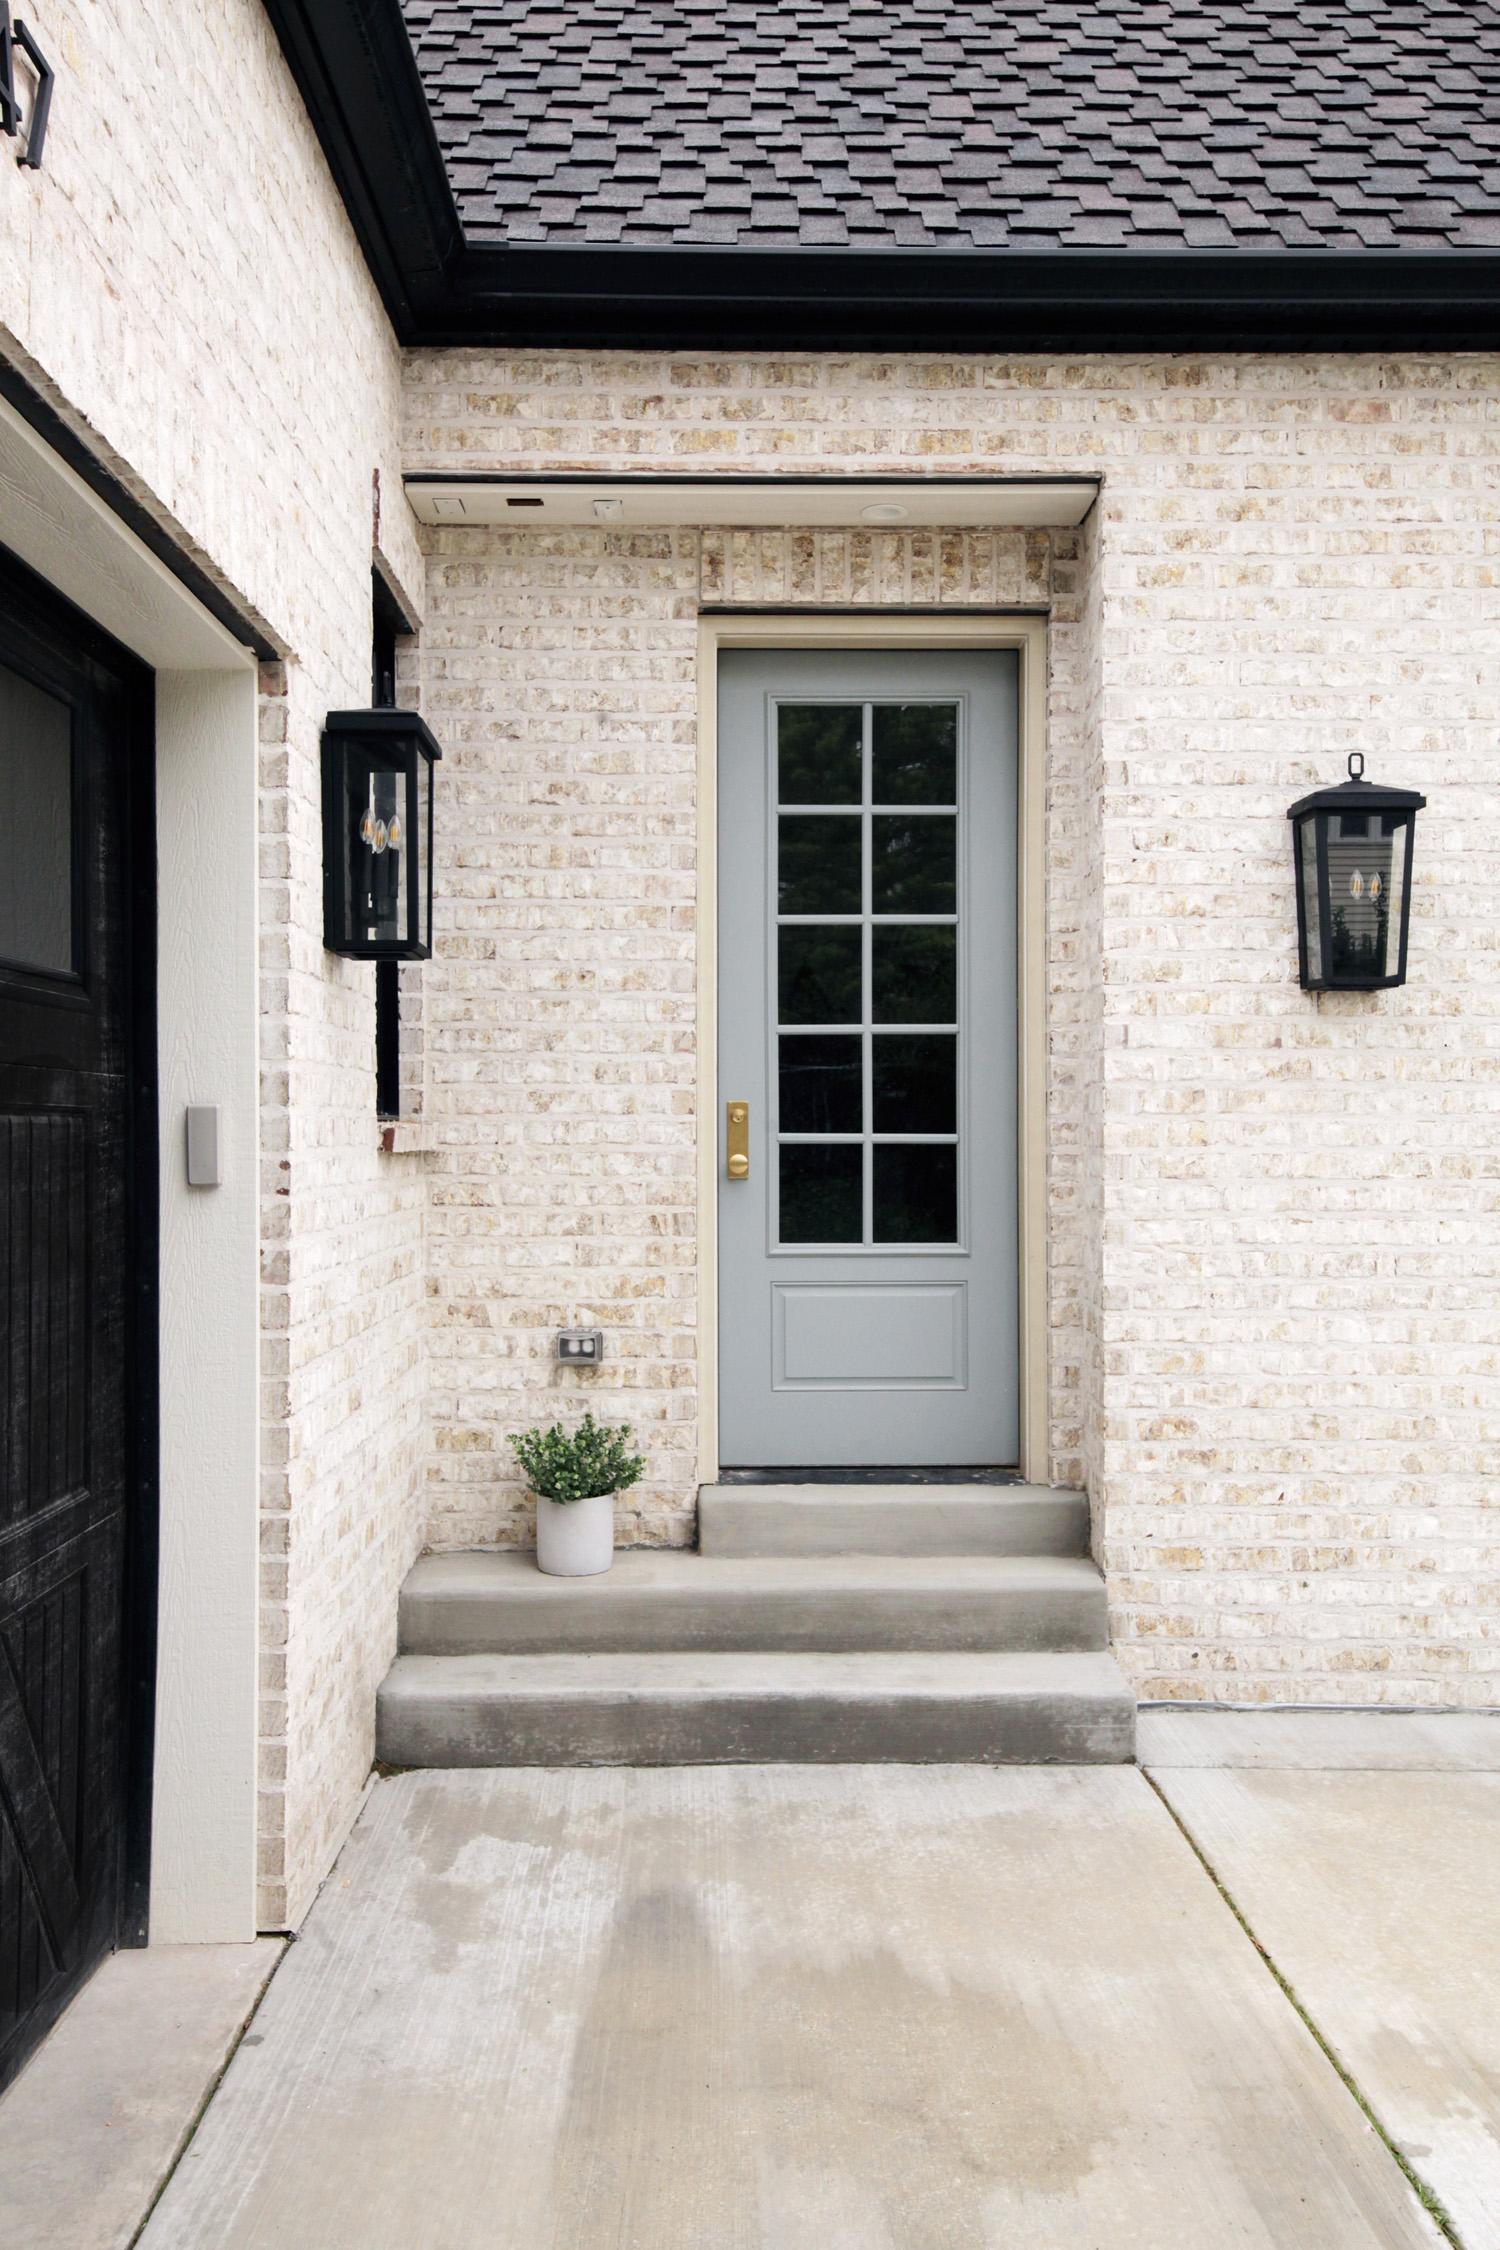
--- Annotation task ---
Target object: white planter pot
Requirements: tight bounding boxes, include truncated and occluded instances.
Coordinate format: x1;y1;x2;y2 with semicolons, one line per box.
534;1489;615;1577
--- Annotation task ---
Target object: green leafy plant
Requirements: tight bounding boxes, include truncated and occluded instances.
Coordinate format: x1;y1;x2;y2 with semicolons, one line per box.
508;1411;646;1505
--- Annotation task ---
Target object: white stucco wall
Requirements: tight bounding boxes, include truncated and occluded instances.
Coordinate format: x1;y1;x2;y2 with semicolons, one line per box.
403;349;1500;1709
0;0;429;1926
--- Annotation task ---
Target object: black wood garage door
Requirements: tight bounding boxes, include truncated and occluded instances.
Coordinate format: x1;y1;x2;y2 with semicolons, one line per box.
0;547;155;2093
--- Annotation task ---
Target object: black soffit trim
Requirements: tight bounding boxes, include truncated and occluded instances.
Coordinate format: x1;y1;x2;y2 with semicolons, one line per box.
266;0;1500;352
260;0;461;335
445;246;1500;353
0;358;280;660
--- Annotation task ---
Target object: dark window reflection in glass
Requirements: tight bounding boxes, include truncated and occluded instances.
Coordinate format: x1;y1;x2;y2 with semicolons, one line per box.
872;704;957;806
780;1144;863;1244
778;704;862;805
872;1035;956;1134
872;815;956;915
779;815;861;914
1327;811;1397;981
874;1145;958;1244
779;926;863;1024
780;1035;863;1133
873;926;956;1023
0;662;73;975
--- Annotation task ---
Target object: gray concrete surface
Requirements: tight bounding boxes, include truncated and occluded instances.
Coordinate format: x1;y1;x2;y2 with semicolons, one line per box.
376;1648;1136;1766
698;1480;1088;1556
138;1766;1438;2250
1140;1705;1500;1769
399;1549;1108;1654
0;1938;283;2250
1155;1764;1500;2250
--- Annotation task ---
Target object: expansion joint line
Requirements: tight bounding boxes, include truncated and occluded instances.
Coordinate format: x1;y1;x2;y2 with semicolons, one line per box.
1140;1768;1465;2250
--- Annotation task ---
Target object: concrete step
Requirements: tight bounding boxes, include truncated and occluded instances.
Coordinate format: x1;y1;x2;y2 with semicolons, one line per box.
399;1550;1108;1656
697;1481;1089;1558
375;1650;1137;1768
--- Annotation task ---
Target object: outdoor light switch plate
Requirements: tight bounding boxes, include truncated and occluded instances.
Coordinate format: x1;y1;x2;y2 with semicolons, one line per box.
557;1329;604;1364
186;1104;221;1187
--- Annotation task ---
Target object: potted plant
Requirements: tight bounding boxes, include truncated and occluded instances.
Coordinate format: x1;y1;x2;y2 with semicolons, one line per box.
507;1411;646;1577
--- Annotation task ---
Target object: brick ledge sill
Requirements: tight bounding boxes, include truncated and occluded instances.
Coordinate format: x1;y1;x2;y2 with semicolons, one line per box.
379;1123;439;1155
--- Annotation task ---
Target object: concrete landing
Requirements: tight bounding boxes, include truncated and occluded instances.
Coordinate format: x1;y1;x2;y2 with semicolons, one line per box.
398;1549;1108;1654
377;1648;1135;1766
1155;1762;1500;2250
0;1939;284;2250
137;1767;1439;2250
698;1479;1088;1556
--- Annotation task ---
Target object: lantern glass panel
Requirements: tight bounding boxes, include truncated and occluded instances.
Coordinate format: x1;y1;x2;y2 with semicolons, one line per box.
1295;815;1321;977
1327;809;1403;983
352;755;409;949
416;748;432;953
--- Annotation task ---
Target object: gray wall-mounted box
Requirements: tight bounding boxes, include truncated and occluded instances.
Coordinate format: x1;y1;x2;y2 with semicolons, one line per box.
185;1105;221;1187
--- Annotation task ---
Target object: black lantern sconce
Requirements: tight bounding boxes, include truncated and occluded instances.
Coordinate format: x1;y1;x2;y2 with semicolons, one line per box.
1288;753;1425;993
321;710;442;960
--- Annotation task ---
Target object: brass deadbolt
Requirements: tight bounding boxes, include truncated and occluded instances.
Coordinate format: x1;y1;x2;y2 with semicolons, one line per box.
726;1102;749;1179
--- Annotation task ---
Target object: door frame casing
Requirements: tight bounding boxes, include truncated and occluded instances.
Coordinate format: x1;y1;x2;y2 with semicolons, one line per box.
0;387;261;1943
697;612;1049;1483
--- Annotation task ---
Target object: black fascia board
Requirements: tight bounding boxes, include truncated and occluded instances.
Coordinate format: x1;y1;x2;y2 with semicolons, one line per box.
444;245;1500;354
261;0;462;338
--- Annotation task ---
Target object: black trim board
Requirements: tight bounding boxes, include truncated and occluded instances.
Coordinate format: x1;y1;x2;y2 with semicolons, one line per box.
264;0;1500;352
445;244;1500;352
0;358;279;662
260;0;462;336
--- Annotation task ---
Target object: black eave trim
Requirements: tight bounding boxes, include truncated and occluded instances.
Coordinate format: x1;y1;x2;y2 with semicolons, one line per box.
260;0;462;338
447;245;1500;353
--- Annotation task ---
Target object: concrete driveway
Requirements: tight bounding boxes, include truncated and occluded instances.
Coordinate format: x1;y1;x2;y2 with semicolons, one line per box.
132;1742;1478;2250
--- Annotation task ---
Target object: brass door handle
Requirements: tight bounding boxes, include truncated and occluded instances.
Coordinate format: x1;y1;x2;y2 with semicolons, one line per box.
726;1102;749;1179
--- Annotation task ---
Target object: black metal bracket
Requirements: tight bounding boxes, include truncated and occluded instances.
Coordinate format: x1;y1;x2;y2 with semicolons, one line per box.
0;8;53;170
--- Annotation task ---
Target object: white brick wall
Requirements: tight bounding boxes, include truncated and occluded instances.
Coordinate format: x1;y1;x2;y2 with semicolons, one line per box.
405;350;1500;1708
1;0;429;1924
10;19;1500;1954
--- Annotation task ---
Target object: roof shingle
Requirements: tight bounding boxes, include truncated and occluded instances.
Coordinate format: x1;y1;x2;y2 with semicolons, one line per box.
400;0;1500;251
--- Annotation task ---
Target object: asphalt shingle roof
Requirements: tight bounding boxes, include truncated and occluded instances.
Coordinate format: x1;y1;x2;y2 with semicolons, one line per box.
400;0;1500;253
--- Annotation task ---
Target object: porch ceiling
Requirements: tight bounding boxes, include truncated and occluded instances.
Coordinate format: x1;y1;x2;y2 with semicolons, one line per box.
403;473;1099;529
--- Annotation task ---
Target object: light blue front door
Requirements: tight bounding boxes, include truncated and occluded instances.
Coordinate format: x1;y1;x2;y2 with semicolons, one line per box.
717;649;1019;1468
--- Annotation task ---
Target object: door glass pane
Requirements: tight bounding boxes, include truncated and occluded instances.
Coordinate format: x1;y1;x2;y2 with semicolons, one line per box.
873;927;956;1023
874;1145;958;1244
778;704;862;805
872;815;956;915
780;1144;863;1243
779;927;862;1023
780;1035;863;1133
779;815;861;914
872;704;957;805
872;1035;956;1134
0;663;73;975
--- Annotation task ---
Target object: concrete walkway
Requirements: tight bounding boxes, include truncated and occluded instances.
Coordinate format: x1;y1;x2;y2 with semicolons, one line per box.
0;1939;283;2250
137;1762;1442;2250
1146;1708;1500;2250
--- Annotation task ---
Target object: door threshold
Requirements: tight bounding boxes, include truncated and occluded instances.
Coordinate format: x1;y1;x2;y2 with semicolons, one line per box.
714;1466;1025;1486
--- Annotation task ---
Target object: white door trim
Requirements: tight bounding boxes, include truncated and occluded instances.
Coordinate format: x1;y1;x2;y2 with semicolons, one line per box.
697;612;1049;1484
0;392;261;1941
